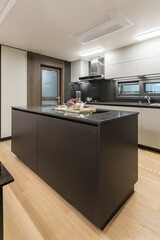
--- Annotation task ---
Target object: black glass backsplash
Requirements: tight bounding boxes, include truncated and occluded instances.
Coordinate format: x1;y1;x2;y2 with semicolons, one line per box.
68;78;160;104
69;80;114;102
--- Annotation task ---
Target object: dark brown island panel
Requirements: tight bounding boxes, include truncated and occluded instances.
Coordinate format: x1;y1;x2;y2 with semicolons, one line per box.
11;106;138;229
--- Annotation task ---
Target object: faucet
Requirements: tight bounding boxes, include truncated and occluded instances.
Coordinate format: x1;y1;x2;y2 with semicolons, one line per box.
144;96;151;104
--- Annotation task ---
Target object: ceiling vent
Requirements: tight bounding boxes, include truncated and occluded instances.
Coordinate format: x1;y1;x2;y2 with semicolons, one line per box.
69;10;132;44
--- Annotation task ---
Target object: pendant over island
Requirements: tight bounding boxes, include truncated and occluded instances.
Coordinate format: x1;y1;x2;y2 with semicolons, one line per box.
11;106;138;229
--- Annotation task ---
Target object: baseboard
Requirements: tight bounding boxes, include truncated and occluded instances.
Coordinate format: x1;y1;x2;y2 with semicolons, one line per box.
138;144;160;153
0;136;11;142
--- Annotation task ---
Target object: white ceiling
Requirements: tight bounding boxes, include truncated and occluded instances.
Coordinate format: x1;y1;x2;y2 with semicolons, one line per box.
0;0;160;61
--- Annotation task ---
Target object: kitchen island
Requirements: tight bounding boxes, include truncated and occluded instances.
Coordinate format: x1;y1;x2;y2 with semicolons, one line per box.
11;106;138;229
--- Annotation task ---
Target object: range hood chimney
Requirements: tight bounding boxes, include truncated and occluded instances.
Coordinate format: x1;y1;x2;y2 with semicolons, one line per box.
79;57;104;81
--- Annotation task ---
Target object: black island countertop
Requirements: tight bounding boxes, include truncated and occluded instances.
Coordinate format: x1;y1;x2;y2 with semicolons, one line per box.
87;101;160;108
12;106;138;126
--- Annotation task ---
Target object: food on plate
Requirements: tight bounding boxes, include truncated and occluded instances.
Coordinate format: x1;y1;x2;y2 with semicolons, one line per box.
66;98;77;106
65;99;85;110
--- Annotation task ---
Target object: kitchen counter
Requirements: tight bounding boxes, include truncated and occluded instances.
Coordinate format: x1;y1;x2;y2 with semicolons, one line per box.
12;106;138;126
87;101;160;108
11;106;138;229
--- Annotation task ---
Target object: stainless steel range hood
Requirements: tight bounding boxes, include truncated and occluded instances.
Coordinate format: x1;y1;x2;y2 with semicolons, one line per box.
79;57;104;81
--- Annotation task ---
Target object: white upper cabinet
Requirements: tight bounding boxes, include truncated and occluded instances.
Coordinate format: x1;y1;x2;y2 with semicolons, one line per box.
105;61;138;79
105;44;139;65
81;60;89;77
104;36;160;79
71;60;81;82
136;37;160;59
138;56;160;75
71;60;89;82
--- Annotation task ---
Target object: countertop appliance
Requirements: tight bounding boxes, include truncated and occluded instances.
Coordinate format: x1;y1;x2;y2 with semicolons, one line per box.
86;97;92;102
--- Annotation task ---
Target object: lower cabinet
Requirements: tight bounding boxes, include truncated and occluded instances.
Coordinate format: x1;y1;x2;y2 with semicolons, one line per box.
103;105;122;111
99;105;160;149
90;105;160;149
12;108;138;228
141;108;160;149
37;115;99;225
88;104;122;111
121;107;142;144
11;110;38;173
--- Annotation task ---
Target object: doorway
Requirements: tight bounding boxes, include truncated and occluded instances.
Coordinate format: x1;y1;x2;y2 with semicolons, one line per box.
41;66;61;106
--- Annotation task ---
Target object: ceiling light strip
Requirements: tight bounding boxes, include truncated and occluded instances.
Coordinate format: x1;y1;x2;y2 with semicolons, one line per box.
136;28;160;41
0;0;18;25
80;48;104;57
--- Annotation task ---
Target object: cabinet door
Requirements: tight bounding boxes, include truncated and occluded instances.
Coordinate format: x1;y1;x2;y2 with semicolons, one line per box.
38;115;98;225
141;108;160;149
81;60;89;77
104;105;122;111
71;60;81;82
138;56;160;75
105;61;138;79
11;110;38;173
71;60;88;82
121;107;141;144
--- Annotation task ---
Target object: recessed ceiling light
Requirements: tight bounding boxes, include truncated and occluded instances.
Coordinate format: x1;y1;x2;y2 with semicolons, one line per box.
80;48;104;57
0;0;18;25
136;28;160;41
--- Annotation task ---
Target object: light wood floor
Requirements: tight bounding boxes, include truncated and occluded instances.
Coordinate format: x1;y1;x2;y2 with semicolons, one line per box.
0;141;160;240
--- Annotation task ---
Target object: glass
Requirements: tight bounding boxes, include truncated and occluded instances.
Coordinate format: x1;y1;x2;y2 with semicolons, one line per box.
76;91;81;101
121;84;139;94
144;82;160;93
42;100;57;106
42;69;58;97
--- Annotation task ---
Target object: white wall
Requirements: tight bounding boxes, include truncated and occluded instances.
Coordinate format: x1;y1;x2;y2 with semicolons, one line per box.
1;46;27;138
104;36;160;78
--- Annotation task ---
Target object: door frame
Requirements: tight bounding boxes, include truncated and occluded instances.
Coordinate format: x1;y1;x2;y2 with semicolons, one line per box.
27;52;65;107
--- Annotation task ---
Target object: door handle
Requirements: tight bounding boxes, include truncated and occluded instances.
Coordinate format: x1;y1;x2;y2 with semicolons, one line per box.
56;96;61;100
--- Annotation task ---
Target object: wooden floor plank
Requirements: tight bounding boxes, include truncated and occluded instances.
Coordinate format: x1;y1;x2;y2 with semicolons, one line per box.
0;141;159;240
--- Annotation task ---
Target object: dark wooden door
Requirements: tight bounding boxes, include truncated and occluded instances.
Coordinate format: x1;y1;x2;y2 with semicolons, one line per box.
37;115;99;225
11;110;38;173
